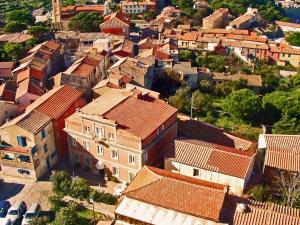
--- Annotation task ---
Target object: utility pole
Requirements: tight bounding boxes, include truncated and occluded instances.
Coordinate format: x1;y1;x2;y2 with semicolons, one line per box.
190;92;194;118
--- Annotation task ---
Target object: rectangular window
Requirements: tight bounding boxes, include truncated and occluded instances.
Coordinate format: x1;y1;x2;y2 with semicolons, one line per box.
128;154;135;164
17;136;27;147
96;127;104;138
41;129;46;139
97;145;103;155
112;166;119;177
83;126;90;133
85;157;91;166
83;141;90;151
51;150;57;159
193;168;199;176
143;152;148;163
72;137;77;146
108;133;114;141
129;172;136;181
44;144;48;153
111;149;118;159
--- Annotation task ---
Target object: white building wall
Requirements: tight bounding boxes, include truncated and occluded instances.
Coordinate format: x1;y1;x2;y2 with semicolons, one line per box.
171;161;245;195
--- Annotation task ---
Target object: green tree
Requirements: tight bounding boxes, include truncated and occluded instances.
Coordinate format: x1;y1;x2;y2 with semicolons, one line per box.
3;21;27;33
55;205;78;225
29;216;48;225
168;87;191;113
68;12;103;32
224;89;261;122
4;43;26;60
70;177;91;200
179;50;196;62
172;0;194;14
192;90;213;114
49;193;66;211
109;2;121;12
28;26;52;41
286;32;300;47
50;171;72;195
262;91;288;123
6;10;35;25
143;11;157;21
273;116;300;134
199;79;213;93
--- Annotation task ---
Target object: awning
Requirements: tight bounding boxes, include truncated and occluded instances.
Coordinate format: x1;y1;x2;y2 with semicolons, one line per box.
115;197;211;225
96;160;105;170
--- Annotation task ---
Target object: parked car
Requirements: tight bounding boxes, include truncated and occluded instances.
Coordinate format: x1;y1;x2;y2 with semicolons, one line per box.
0;218;12;225
0;201;11;218
6;201;27;224
21;204;41;225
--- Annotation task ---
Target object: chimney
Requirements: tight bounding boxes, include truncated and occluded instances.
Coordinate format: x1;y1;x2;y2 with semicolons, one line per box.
132;89;142;99
236;203;247;213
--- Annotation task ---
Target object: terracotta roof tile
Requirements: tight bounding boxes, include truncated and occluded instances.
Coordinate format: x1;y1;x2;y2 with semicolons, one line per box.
233;199;300;225
123;166;227;222
103;91;177;139
178;114;255;151
166;138;254;178
16;110;51;134
276;21;300;29
35;85;83;120
263;134;300;172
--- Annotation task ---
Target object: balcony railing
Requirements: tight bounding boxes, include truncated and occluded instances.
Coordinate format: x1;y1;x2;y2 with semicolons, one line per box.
0;158;34;170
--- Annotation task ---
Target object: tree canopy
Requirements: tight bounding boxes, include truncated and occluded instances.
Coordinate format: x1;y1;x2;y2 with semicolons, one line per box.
50;171;72;195
55;205;78;225
286;32;300;47
224;89;261;122
68;12;103;32
5;10;35;25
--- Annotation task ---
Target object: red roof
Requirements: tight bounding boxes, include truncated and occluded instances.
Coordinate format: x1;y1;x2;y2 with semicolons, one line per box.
35;85;83;120
0;82;16;102
0;62;14;78
123;166;227;222
101;11;130;28
16;68;44;83
262;134;300;172
232;199;300;225
103;92;177;140
178;114;256;151
165;138;254;178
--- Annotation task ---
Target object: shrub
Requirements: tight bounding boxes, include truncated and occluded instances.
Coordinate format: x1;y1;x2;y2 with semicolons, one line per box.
70;177;91;200
92;190;118;205
248;185;271;202
111;176;121;183
50;171;72;195
55;205;78;225
49;193;67;211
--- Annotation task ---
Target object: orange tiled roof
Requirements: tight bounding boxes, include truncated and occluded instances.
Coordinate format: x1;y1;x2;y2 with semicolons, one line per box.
35;85;83;120
16;110;51;134
233;199;300;225
103;92;177;139
178;114;256;151
276;20;300;29
75;5;105;12
165;138;255;178
0;81;16;102
123;166;227;222
15;78;45;100
263;134;300;172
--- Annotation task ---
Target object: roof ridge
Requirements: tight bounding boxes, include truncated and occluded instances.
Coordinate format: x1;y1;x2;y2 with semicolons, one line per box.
175;139;253;158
